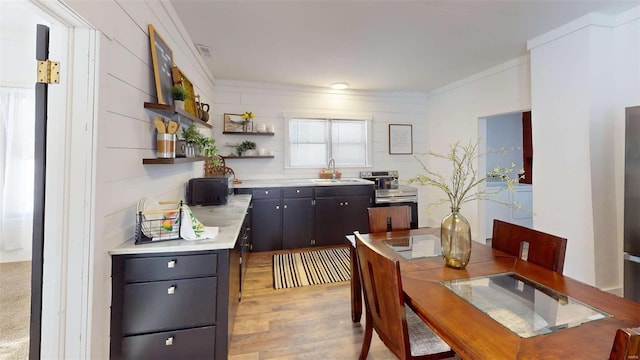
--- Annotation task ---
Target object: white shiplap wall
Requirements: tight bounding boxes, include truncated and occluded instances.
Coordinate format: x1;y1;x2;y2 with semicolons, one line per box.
63;0;215;357
212;80;429;181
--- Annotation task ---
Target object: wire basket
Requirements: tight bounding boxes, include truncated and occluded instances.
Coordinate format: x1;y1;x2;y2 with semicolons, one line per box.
135;201;183;245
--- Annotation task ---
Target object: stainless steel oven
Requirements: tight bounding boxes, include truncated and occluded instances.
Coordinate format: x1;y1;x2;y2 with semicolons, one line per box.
359;170;419;229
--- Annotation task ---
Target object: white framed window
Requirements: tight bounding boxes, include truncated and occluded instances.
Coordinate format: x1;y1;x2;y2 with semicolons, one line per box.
285;114;371;168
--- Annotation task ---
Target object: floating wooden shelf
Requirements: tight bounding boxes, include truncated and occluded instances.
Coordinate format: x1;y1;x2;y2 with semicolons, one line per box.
222;131;274;136
144;102;212;129
222;156;275;159
142;156;207;164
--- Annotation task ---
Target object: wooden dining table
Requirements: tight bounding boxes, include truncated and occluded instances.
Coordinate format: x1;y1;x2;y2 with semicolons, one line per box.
346;228;640;360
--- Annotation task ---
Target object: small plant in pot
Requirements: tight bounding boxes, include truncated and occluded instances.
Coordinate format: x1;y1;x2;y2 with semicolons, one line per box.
235;140;256;156
171;85;188;110
181;124;219;159
181;125;200;157
197;135;218;160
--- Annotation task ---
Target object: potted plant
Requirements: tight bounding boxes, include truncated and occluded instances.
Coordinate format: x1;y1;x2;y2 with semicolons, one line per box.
407;140;521;269
171;85;188;110
197;135;218;159
182;125;209;157
181;124;199;142
235;140;256;156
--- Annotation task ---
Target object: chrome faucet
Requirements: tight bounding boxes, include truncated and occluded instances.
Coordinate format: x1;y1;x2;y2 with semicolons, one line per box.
328;158;336;179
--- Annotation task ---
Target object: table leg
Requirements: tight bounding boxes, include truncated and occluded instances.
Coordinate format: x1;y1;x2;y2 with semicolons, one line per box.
349;244;362;322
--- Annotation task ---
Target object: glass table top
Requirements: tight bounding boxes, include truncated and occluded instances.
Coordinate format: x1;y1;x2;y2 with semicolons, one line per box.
441;273;612;338
382;234;442;259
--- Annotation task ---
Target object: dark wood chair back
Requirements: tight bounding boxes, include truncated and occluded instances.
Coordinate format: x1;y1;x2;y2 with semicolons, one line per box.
609;328;640;360
492;219;567;273
368;206;411;233
354;231;453;360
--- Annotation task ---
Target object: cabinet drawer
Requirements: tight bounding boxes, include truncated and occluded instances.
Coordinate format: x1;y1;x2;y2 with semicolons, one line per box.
120;326;215;360
314;185;373;197
123;277;217;335
252;188;281;199
124;253;217;282
283;187;313;198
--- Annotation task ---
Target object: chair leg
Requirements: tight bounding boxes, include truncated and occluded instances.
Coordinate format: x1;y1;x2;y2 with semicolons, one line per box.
359;311;373;360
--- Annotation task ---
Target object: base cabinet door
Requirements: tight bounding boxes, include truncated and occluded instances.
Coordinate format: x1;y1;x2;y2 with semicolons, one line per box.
341;195;371;235
283;197;314;249
314;197;345;246
251;198;282;251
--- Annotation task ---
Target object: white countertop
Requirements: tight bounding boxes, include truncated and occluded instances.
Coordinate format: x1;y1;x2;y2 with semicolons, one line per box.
109;194;251;255
485;181;532;189
234;178;374;189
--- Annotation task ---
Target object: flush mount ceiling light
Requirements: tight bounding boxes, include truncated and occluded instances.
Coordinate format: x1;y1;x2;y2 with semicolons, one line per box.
331;82;349;90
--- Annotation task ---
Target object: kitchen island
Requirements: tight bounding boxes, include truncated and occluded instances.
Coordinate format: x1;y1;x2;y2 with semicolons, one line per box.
109;194;251;360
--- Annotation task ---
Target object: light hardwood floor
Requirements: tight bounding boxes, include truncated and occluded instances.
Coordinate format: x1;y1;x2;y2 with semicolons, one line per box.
228;248;458;360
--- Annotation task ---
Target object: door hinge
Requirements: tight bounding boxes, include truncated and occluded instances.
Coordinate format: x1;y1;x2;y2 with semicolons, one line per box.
37;60;60;84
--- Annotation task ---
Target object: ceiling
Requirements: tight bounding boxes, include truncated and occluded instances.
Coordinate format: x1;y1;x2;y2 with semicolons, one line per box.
171;0;639;92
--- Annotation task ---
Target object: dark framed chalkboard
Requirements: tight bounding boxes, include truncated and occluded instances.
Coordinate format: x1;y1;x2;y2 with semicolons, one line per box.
149;24;174;105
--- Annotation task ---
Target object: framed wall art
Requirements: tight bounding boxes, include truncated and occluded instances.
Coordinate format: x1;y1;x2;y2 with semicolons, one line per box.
171;66;197;117
149;24;174;105
224;113;246;132
389;124;413;154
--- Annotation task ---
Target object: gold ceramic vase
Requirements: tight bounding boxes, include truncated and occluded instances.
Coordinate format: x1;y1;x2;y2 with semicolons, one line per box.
440;208;471;269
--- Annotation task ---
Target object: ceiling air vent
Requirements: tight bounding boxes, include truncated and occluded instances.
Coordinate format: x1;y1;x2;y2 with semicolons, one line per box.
196;44;212;57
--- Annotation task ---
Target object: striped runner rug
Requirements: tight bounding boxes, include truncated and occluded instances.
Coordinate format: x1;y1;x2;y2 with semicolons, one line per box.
272;247;351;289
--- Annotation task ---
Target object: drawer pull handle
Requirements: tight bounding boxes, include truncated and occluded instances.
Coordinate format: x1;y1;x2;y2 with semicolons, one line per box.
167;260;176;268
167;286;176;295
296;190;300;193
165;336;174;346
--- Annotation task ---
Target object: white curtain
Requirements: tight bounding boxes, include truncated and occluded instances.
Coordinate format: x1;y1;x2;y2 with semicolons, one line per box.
0;86;35;251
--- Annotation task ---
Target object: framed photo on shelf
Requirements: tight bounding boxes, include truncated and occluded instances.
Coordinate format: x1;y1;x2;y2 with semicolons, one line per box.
389;124;413;154
148;24;174;105
224;113;246;132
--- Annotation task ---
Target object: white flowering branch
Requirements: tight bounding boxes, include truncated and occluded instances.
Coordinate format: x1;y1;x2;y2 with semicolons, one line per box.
408;140;522;212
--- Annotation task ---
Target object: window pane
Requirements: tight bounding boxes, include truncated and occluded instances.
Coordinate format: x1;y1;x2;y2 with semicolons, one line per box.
332;120;366;166
334;144;366;166
290;118;326;143
332;120;365;143
288;117;368;168
289;119;328;167
290;143;326;167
